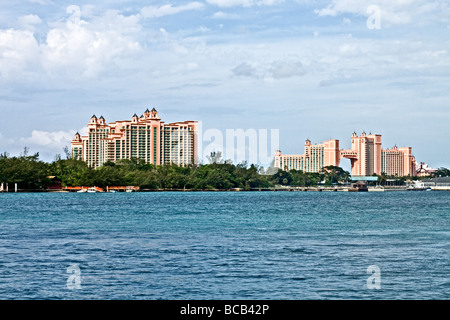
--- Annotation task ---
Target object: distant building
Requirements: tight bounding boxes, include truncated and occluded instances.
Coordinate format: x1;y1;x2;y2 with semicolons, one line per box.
274;139;340;173
381;146;415;177
340;132;416;177
275;132;417;177
416;162;437;177
72;108;198;168
341;132;382;176
47;176;63;190
421;177;450;190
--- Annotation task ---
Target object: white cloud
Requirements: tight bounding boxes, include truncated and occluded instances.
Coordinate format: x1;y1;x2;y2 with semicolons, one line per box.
212;11;239;19
338;43;361;56
269;60;305;79
79;127;89;137
0;129;77;160
232;59;306;79
206;0;284;7
44;6;142;78
0;5;142;81
315;0;449;26
232;62;258;77
28;0;54;5
0;29;41;79
140;2;204;18
169;61;199;74
17;14;43;29
20;130;76;147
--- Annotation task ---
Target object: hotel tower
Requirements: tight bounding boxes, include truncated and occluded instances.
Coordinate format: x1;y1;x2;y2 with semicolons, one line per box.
274;139;340;173
341;132;416;177
72;108;198;168
275;132;416;177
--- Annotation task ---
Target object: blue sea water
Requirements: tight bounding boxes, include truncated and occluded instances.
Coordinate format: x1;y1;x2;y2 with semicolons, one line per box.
0;191;449;300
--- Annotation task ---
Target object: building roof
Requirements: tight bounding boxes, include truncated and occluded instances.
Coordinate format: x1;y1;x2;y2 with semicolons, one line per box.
350;176;378;182
422;176;450;183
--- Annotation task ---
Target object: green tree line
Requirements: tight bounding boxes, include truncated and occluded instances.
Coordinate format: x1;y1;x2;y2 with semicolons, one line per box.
0;153;272;190
1;150;446;191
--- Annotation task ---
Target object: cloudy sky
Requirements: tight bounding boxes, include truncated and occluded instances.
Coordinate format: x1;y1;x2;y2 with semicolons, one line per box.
0;0;449;169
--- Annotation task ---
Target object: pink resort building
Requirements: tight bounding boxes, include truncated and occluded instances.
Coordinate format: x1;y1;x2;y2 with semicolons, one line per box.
275;132;417;177
416;162;437;177
274;139;340;173
72;108;198;168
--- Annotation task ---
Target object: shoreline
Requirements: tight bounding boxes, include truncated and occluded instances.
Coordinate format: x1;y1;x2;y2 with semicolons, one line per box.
2;187;449;193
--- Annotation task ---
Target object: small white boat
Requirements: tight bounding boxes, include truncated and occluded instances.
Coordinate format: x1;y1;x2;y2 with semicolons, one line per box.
77;189;87;193
87;187;98;193
407;186;432;191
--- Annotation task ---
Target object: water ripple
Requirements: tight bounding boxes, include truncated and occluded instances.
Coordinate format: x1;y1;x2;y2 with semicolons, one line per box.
0;191;449;299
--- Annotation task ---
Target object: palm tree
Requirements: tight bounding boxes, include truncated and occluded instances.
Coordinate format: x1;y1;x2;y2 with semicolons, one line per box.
378;173;388;186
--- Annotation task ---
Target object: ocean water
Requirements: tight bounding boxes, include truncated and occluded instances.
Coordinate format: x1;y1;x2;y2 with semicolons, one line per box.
0;191;448;300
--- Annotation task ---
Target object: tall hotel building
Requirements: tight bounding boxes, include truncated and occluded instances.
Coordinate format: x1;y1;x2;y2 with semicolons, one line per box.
71;108;198;168
274;139;340;173
275;132;416;177
341;132;416;177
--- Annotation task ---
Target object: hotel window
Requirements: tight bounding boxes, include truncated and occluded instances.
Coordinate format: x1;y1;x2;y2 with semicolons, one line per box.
153;127;157;164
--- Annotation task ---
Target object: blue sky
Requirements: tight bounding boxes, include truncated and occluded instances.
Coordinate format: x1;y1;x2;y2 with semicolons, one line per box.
0;0;449;169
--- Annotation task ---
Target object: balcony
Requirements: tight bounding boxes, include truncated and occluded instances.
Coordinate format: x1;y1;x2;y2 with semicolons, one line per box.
340;150;358;159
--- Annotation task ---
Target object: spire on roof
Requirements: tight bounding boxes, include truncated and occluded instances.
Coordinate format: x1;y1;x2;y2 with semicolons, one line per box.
145;108;150;113
151;107;157;112
91;114;97;119
99;116;105;120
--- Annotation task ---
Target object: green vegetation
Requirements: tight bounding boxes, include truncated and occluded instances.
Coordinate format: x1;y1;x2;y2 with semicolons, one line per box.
431;167;450;178
1;149;446;191
320;166;351;186
0;151;51;189
0;151;272;190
